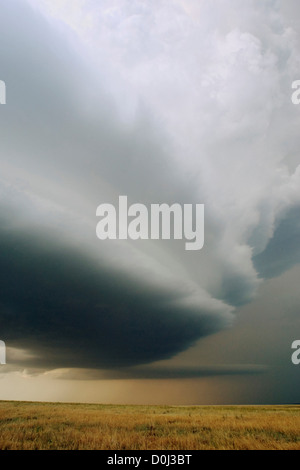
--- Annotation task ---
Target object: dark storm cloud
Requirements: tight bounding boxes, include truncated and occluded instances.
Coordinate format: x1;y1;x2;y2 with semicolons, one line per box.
0;228;228;369
1;0;300;378
0;0;233;370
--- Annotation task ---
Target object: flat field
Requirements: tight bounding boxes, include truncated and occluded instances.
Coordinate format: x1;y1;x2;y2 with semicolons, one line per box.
0;401;299;450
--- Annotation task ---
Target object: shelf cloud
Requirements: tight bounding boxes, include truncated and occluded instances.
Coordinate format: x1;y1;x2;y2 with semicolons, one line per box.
0;0;299;376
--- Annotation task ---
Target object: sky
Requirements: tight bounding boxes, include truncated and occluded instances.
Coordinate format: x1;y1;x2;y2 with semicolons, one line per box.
0;0;299;404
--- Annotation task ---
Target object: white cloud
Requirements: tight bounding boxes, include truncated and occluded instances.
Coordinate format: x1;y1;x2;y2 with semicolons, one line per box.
20;0;300;299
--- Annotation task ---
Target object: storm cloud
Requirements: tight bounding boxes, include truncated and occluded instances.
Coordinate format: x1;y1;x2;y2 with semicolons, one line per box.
0;0;300;375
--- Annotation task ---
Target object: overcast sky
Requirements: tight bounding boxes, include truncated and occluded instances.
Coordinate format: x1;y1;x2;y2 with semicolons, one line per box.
0;0;300;404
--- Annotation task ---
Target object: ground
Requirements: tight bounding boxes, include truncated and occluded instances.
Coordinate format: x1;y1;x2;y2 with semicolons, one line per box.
0;401;299;450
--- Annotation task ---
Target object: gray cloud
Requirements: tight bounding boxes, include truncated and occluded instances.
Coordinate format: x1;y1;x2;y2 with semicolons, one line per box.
0;0;300;376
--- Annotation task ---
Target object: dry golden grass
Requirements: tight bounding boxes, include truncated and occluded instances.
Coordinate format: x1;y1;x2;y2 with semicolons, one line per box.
0;401;299;450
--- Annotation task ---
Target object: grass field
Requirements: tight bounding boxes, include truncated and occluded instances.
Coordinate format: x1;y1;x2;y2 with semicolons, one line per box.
0;401;299;450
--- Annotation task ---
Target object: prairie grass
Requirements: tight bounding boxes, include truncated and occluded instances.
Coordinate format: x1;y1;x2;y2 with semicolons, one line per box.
0;401;299;450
